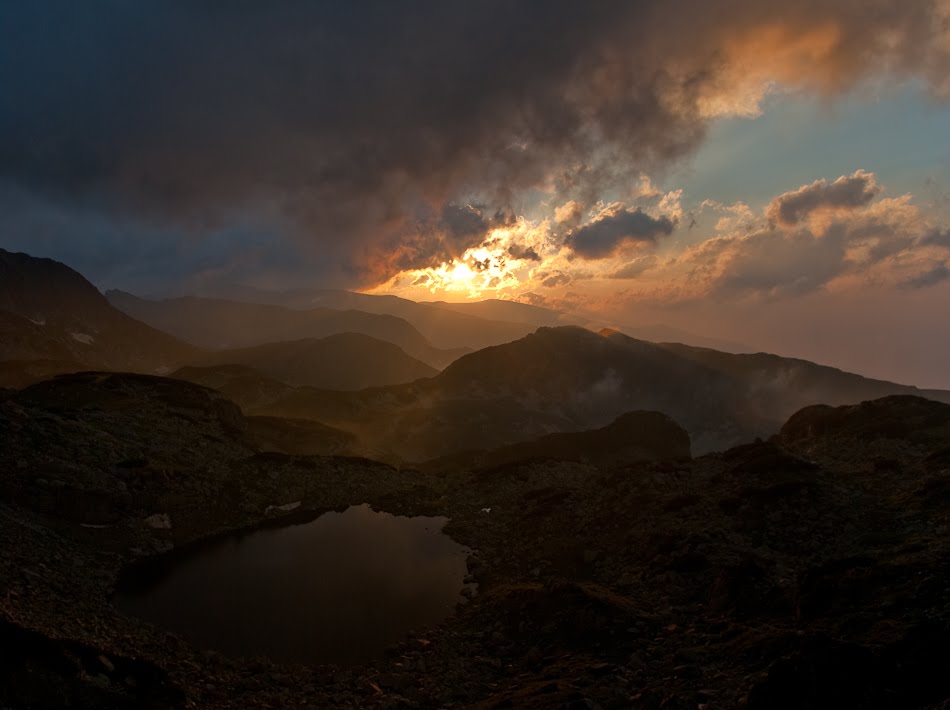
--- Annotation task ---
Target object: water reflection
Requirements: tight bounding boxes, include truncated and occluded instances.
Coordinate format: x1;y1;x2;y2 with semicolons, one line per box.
115;504;469;665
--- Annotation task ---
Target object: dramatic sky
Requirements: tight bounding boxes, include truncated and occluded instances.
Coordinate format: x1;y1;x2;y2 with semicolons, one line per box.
2;1;950;386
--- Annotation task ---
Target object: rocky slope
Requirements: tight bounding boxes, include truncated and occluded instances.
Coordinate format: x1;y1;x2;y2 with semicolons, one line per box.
0;249;197;381
2;374;950;708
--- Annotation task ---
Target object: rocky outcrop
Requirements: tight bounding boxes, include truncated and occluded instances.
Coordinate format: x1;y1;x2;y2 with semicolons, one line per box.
4;382;950;708
780;394;950;449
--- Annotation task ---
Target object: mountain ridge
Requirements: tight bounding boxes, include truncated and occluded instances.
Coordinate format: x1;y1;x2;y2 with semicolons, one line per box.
106;290;469;369
0;249;198;378
197;325;950;461
190;333;438;390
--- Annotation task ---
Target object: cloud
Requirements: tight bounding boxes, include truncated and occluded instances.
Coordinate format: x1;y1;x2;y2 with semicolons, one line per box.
710;227;849;298
567;208;675;259
608;255;659;279
506;243;542;261
440;204;490;243
900;262;950;288
615;172;950;303
538;270;573;288
766;170;881;226
1;3;949;288
922;228;950;248
554;200;584;225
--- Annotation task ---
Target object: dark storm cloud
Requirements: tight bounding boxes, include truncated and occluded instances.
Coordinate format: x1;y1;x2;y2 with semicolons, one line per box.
1;1;948;287
901;262;950;288
766;171;882;226
440;204;490;244
922;228;950;249
567;209;675;259
506;243;542;262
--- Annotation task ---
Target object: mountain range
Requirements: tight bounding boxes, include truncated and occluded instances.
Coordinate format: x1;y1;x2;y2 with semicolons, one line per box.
188;333;437;390
185;283;539;350
176;325;950;461
4;247;949;463
106;290;469;368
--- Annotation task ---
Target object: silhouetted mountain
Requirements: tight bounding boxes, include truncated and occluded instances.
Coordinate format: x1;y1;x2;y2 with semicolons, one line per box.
106;290;467;368
0;249;197;381
225;326;950;460
613;323;752;353
193;284;744;353
197;285;536;350
421;300;752;352
190;333;437;390
420;299;566;327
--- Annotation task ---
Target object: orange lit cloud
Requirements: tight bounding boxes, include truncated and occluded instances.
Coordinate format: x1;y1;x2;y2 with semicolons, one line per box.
374;171;950;312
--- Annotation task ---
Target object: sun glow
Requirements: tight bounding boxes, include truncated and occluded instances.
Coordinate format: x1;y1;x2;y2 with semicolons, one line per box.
370;224;553;300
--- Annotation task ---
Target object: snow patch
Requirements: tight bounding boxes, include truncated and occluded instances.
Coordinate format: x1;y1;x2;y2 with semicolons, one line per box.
70;332;95;344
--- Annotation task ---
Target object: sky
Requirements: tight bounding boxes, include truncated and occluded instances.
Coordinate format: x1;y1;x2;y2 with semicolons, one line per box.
1;1;950;387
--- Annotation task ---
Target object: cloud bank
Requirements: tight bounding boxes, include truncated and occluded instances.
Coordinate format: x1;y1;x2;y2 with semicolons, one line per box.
766;170;881;226
567;209;675;259
2;1;950;287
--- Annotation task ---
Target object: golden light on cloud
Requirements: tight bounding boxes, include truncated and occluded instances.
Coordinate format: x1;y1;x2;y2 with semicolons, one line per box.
369;224;551;301
368;169;949;321
674;22;843;120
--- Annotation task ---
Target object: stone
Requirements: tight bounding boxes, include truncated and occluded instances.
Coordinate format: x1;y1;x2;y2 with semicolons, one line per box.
143;513;172;529
265;501;302;515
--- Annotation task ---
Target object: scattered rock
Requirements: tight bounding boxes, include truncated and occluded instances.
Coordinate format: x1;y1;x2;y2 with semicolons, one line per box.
143;513;172;530
264;501;302;515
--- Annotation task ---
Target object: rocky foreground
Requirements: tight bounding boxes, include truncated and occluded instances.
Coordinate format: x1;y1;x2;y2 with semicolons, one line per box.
2;373;950;708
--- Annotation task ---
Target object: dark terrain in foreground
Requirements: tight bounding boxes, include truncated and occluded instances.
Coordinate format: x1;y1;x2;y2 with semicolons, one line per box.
2;373;950;708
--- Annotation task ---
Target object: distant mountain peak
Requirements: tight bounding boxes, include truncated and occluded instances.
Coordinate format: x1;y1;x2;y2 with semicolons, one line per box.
0;250;196;382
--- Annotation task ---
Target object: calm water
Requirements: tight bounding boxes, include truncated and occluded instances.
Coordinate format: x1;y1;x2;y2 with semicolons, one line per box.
115;505;469;665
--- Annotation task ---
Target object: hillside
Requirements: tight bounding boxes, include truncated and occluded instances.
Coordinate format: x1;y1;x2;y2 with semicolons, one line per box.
219;326;950;461
107;290;467;368
189;333;438;390
200;285;537;350
0;249;197;379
